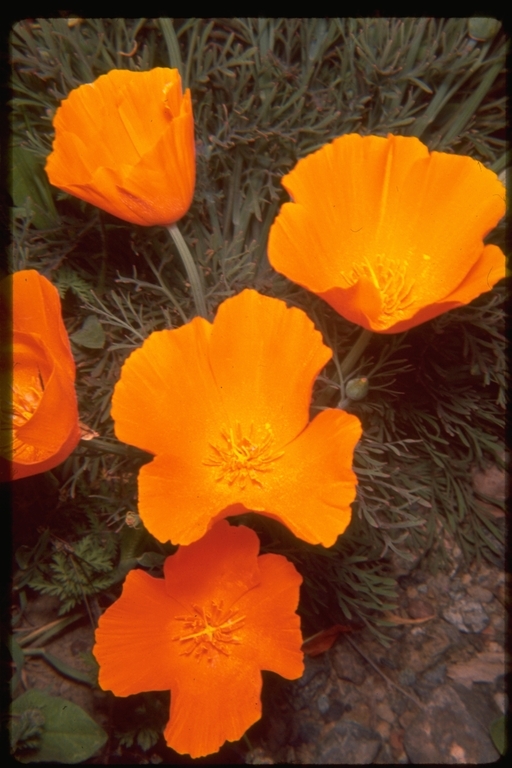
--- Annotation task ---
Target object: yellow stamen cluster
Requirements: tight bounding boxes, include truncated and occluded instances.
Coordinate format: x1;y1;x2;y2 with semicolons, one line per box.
173;600;246;659
204;421;283;488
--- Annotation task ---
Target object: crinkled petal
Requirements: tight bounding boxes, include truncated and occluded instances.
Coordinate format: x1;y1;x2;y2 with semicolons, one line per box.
209;289;332;448
165;659;262;758
111;317;224;458
135;452;235;545
268;133;506;332
46;68;195;226
11;335;80;479
94;569;181;695
137;409;361;547
163;521;260;607
233;553;304;679
2;271;80;481
238;409;362;547
11;270;76;379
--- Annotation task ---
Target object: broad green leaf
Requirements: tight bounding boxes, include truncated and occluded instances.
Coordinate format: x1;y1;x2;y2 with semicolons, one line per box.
11;690;107;763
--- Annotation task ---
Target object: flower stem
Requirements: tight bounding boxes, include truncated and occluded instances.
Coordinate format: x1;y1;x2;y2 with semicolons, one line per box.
167;223;207;318
339;328;373;379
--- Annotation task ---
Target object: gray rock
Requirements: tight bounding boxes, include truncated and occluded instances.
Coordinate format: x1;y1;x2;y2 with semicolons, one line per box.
317;693;330;714
398;667;417;687
311;720;382;764
373;742;396;764
422;663;447;686
324;699;346;723
442;600;490;633
452;682;502;731
404;685;500;763
297;718;321;744
466;584;494;603
245;747;275;764
332;640;367;684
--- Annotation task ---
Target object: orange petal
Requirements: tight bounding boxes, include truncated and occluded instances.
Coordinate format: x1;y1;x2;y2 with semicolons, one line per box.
163;520;260;608
160;522;265;756
163;526;303;758
239;409;362;547
93;569;181;695
1;271;80;480
135;407;361;548
111;317;224;458
135;452;234;545
11;335;80;479
45;68;195;226
94;521;304;759
268;133;506;332
233;553;304;680
11;271;76;379
209;289;332;448
165;660;262;758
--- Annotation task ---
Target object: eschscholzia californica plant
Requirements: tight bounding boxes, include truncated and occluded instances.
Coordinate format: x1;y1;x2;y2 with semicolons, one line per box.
45;68;195;227
112;289;362;547
268;133;506;334
0;270;80;480
93;520;304;758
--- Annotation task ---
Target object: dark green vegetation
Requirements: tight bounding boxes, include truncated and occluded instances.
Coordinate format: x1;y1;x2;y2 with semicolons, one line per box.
10;17;507;763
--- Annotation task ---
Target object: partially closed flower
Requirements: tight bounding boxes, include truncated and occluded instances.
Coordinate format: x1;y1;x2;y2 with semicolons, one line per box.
93;520;304;758
112;289;362;548
268;133;506;333
0;270;80;480
45;68;195;227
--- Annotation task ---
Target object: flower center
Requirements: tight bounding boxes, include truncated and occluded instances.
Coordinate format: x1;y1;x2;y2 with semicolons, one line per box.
341;254;415;319
173;600;245;659
203;422;283;489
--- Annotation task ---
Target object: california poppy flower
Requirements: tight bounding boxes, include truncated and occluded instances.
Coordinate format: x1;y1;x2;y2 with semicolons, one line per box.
0;270;80;480
45;68;195;227
268;133;506;333
93;520;304;758
112;289;362;547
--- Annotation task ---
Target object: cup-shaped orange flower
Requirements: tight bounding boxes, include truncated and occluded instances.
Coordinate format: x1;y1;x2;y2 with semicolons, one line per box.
0;270;80;480
112;289;362;547
93;520;304;758
268;133;506;333
45;68;195;227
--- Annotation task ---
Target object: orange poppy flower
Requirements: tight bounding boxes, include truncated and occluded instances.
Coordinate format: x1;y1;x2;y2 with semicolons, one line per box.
268;133;506;333
93;520;304;758
45;68;195;227
112;289;362;547
0;271;80;481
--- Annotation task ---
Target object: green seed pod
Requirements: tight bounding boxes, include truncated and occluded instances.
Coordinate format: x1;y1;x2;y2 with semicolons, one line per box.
468;18;501;41
345;377;369;401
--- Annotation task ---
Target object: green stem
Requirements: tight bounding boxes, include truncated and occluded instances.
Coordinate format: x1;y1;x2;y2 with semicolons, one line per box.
339;328;373;379
167;223;207;318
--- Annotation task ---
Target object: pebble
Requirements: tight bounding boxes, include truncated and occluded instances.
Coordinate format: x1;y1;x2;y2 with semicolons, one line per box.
442;600;490;633
422;662;446;686
317;693;330;714
249;532;506;766
375;702;395;724
404;685;499;763
407;597;435;619
466;584;494;603
376;719;391;739
313;721;382;764
332;642;367;685
493;692;507;713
